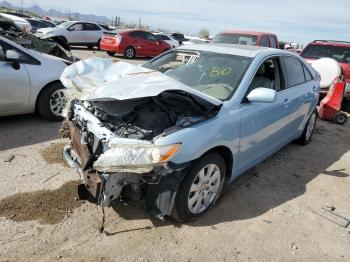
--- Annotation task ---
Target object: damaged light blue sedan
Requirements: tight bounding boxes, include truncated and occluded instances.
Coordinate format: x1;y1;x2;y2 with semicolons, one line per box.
61;44;320;222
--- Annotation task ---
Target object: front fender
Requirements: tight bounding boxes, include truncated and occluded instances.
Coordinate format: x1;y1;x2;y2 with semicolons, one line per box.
155;105;240;172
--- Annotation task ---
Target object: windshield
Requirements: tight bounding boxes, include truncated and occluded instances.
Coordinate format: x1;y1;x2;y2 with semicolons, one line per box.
212;34;257;46
301;44;350;63
143;50;252;100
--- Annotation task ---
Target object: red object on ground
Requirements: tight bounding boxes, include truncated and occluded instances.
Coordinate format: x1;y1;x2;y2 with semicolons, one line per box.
319;80;348;124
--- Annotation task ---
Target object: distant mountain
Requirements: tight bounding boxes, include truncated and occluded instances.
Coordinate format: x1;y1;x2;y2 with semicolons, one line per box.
0;1;110;23
0;1;14;9
26;4;46;15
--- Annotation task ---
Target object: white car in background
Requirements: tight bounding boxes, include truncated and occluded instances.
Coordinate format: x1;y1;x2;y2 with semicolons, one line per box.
36;21;108;49
0;36;70;121
0;13;32;32
155;33;180;48
182;36;210;45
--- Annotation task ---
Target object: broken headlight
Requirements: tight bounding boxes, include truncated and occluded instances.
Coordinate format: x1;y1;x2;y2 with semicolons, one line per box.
93;143;181;173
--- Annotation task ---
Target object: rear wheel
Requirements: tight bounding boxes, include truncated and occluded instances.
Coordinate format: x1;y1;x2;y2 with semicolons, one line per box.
333;112;347;125
97;39;101;50
37;82;66;121
295;110;317;145
107;51;115;57
172;153;226;222
124;46;135;59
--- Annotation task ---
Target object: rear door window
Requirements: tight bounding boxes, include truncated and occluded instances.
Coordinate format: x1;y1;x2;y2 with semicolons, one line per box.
269;36;277;48
129;31;146;39
260;36;270;47
144;32;159;42
281;56;306;87
83;23;100;31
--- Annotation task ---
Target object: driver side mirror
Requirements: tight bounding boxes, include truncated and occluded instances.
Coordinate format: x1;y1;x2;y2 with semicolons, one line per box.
247;87;276;103
6;50;21;70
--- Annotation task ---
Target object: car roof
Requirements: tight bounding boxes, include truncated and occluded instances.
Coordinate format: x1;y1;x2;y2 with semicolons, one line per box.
177;43;279;57
307;40;350;48
219;29;276;37
0;12;29;23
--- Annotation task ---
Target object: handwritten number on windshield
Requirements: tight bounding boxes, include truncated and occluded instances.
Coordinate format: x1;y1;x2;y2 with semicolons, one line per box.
210;67;232;78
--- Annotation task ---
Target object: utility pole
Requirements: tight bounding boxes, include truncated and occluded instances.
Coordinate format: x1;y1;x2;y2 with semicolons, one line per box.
138;17;141;29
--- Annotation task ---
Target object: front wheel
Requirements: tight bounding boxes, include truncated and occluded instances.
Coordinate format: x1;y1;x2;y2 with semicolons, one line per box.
295;110;317;145
37;82;66;121
172;153;226;222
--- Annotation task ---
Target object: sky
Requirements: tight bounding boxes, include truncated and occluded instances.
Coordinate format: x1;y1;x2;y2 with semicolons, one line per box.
14;0;350;44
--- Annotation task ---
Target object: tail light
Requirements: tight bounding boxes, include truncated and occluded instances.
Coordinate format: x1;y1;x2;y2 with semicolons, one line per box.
115;34;122;43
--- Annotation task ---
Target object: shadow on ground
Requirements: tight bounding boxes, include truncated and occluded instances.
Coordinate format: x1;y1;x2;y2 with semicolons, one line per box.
104;121;350;229
0;114;62;151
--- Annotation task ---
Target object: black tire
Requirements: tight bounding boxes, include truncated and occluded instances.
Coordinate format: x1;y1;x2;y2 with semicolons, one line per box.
97;39;101;50
333;112;347;125
295;110;318;145
107;51;115;57
124;46;135;59
172;153;226;222
87;45;94;49
37;82;65;122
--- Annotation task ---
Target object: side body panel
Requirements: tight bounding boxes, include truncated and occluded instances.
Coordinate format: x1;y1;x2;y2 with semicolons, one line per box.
0;61;31;115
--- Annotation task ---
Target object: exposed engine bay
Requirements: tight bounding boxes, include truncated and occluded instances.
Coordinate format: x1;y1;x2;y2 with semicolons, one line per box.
83;91;216;141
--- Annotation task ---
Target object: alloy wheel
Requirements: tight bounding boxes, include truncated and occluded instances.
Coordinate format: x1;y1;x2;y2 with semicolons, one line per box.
187;164;221;214
49;89;66;117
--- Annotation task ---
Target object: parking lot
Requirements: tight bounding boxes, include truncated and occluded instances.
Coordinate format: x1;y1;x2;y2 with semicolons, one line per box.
0;48;350;262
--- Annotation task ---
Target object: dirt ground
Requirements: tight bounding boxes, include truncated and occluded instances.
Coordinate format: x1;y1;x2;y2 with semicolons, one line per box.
0;48;349;262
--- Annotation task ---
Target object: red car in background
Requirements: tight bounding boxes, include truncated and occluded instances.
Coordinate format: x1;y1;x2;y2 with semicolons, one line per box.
212;30;279;48
300;40;350;111
100;30;171;59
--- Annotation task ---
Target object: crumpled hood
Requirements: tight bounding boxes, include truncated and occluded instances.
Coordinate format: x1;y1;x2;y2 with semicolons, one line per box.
60;57;222;106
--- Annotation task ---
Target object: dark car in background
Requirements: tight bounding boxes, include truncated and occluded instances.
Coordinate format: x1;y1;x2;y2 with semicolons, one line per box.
171;33;187;45
212;30;279;48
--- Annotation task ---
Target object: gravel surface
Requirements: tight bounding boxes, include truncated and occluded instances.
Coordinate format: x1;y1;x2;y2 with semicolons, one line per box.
0;48;349;262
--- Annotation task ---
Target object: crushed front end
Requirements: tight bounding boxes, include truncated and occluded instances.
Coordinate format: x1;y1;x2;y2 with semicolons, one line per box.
62;96;213;217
